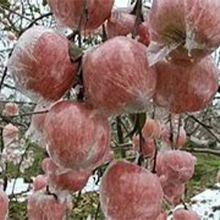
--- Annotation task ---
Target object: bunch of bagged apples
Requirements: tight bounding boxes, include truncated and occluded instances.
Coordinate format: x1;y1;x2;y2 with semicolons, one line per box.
3;0;220;219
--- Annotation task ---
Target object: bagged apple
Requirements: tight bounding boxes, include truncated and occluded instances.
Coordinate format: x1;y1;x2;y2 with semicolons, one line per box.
148;0;220;66
154;57;218;113
0;189;9;220
100;160;164;220
42;158;90;193
7;26;78;101
83;37;156;116
43;101;110;171
48;0;114;31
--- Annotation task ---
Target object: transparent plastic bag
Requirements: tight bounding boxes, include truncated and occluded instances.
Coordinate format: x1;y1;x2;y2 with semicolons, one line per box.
83;36;157;116
7;26;78;101
148;0;220;66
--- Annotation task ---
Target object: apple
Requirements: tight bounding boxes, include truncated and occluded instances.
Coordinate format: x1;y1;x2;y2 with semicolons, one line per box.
28;192;69;220
154;57;218;113
7;26;78;101
173;208;200;220
100;160;164;220
83;36;156;115
149;0;220;64
42;158;90;193
3;103;19;116
0;189;8;220
33;175;48;191
43;101;110;170
156;150;196;184
48;0;114;31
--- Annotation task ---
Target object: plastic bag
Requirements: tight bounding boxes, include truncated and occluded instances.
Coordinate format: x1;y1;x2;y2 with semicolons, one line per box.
148;0;220;66
83;36;157;116
100;160;164;220
7;26;78;101
48;0;114;31
154;57;218;114
43;101;110;171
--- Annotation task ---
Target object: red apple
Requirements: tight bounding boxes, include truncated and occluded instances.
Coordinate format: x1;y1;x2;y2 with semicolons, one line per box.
173;208;200;220
107;10;137;38
28;192;69;220
3;103;19;116
156;150;196;184
154;57;218;113
43;158;90;193
142;118;161;138
0;189;8;220
149;0;220;64
160;125;187;149
7;26;78;101
43;101;110;170
3;123;19;146
156;211;167;220
33;175;48;191
48;0;114;31
138;21;150;46
107;10;150;46
83;36;156;115
160;176;185;206
132;136;156;158
100;160;164;220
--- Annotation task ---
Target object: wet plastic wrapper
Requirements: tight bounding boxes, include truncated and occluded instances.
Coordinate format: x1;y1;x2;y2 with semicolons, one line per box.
43;101;110;171
48;0;114;31
173;208;200;220
7;26;78;102
28;191;70;220
154;56;218;114
148;0;220;66
156;150;196;184
100;160;164;220
42;158;90;193
0;189;9;220
83;36;157;116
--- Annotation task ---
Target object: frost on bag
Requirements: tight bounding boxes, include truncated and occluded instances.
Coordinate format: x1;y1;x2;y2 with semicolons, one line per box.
156;150;196;184
107;10;150;46
154;56;218;114
0;189;9;220
48;0;114;31
43;101;110;171
28;191;70;220
83;37;156;116
42;158;91;193
7;26;78;101
100;160;164;220
148;0;220;66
